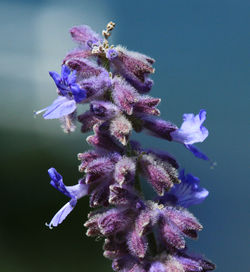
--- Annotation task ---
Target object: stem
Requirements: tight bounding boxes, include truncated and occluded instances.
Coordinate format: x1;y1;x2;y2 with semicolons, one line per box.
101;56;110;72
148;230;158;257
134;170;142;195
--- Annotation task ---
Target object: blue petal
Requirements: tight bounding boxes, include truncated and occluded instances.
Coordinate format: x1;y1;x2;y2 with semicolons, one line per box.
42;96;76;119
67;70;77;85
177;187;209;207
49;71;61;85
48;168;89;199
48;168;73;198
61;65;71;81
71;84;86;103
48;167;62;183
185;144;209;160
46;199;77;229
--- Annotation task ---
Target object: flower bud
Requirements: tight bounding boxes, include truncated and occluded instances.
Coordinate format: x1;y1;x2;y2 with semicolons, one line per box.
98;208;131;236
142;116;178;141
127;229;148;259
110;115;132;145
112;76;138;115
90;101;120;120
78;111;101;133
139;155;173;195
111;45;155;93
133;96;161;116
114;156;136;185
70;25;101;46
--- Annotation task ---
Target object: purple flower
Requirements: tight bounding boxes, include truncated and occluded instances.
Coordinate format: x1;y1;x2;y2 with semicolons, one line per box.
35;66;86;119
46;168;88;228
170;109;208;145
161;169;209;208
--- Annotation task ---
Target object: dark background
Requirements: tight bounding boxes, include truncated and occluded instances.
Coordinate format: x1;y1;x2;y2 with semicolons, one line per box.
1;0;249;271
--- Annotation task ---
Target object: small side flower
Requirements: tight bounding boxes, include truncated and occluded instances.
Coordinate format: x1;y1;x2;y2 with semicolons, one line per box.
46;168;88;229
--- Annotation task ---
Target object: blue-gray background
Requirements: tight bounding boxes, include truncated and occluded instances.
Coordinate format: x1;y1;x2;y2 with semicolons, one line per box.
1;0;249;271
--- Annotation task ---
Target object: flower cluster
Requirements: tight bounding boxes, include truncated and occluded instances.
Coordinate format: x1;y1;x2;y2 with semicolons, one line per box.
38;22;215;271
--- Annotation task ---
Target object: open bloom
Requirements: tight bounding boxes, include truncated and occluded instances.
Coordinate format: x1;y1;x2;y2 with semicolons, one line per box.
170;110;208;145
160;169;209;208
35;65;86;119
46;168;88;229
170;110;209;160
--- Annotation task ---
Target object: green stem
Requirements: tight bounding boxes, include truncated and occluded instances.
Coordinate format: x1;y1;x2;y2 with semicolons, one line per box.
101;56;110;72
148;230;158;257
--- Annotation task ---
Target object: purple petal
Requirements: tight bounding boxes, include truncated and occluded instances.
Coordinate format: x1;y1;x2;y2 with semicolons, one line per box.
46;199;77;229
43;97;76;119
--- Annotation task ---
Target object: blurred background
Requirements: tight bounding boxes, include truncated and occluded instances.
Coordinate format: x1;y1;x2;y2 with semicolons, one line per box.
1;0;249;271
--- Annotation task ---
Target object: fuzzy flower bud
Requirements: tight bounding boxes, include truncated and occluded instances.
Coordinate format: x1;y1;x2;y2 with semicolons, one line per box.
90;100;120;120
139;154;175;195
110;115;132;145
111;45;155;93
112;76;139;115
114;156;136;185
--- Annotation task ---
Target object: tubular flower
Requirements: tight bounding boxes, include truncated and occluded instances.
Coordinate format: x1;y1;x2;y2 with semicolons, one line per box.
35;65;87;120
37;22;215;272
46;168;88;228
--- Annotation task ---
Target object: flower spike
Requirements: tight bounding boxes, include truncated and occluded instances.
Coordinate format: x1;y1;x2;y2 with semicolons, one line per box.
39;22;215;272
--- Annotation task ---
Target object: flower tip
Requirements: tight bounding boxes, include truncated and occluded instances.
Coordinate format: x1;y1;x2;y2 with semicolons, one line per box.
33;108;46;118
199;109;207;125
45;222;54;230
